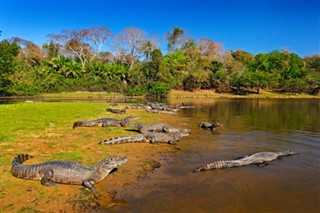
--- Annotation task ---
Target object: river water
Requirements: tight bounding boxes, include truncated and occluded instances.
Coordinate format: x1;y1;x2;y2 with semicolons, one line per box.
109;98;320;213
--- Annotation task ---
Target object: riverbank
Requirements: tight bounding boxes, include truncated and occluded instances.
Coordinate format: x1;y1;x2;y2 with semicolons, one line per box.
0;102;181;212
1;89;318;102
168;89;320;99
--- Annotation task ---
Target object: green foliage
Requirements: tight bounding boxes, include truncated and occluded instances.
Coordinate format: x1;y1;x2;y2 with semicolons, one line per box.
147;81;171;98
124;85;147;96
0;31;317;96
0;40;20;95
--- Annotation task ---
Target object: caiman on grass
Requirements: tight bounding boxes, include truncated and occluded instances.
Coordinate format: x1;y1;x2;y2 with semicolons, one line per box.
100;132;187;145
73;116;137;129
11;154;128;190
194;151;299;172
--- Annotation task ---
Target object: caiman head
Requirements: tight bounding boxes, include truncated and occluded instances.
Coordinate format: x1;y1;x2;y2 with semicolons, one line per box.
281;150;300;156
93;156;128;182
212;122;223;127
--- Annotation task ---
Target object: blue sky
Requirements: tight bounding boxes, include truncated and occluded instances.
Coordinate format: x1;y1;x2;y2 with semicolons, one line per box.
1;0;319;57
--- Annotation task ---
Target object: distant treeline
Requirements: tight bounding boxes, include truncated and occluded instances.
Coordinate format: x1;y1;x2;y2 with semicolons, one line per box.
1;26;319;97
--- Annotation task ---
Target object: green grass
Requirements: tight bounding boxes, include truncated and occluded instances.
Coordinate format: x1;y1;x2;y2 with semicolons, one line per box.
0;102;107;143
51;151;85;162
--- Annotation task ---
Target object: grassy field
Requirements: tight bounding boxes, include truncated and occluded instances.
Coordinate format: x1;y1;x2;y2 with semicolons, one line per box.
0;101;180;212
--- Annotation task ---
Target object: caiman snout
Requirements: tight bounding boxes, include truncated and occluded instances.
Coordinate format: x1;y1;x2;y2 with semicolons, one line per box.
108;157;128;168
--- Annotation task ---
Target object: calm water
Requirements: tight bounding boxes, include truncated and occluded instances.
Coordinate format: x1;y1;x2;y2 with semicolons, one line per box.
108;99;320;213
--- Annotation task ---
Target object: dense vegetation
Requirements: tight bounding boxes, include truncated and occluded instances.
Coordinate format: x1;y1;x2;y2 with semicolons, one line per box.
1;26;319;97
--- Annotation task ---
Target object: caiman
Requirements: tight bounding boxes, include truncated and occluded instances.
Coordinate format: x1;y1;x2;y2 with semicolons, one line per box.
11;154;128;190
72;120;104;129
193;151;299;172
99;132;185;145
98;116;138;127
106;108;127;114
72;116;137;129
199;122;223;130
132;122;190;136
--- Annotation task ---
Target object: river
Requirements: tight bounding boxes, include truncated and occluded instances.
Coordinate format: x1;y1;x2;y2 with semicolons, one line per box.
107;98;320;213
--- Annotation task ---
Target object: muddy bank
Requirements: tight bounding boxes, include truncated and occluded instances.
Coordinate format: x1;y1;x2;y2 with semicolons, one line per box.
0;103;184;212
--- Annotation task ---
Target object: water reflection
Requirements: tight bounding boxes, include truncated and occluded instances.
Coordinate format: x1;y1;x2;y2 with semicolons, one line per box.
108;99;320;213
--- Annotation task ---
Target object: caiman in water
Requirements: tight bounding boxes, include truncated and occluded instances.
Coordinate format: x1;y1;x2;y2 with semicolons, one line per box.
193;151;299;172
199;122;223;130
99;132;186;145
11;154;128;190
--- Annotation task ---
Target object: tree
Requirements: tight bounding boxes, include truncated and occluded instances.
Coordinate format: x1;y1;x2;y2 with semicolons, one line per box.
42;40;60;60
231;50;254;65
113;27;156;68
198;38;223;61
49;26;113;69
0;40;20;95
166;26;185;53
10;37;43;67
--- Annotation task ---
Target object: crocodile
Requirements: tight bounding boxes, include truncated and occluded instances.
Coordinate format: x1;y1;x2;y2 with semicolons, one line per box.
193;151;299;173
199;122;223;130
100;132;185;145
11;154;128;190
106;108;127;114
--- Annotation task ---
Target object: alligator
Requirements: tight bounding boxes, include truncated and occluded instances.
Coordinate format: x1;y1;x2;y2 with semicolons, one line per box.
100;132;185;145
106;108;127;114
193;151;299;172
199;122;223;130
11;154;128;190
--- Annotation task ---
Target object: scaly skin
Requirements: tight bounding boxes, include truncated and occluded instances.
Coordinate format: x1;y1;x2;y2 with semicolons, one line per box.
72;120;104;129
132;123;190;135
98;116;138;127
106;108;127;114
194;151;299;172
11;154;128;190
72;116;138;128
100;132;185;145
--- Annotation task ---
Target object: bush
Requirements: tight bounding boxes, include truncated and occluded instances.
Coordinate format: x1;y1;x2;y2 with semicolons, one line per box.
124;85;147;96
147;82;171;98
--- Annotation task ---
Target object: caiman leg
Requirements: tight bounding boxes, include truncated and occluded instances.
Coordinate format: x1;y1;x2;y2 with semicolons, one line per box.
83;180;96;191
40;169;58;186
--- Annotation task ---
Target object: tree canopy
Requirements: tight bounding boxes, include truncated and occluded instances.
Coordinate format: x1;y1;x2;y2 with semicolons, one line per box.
1;26;319;97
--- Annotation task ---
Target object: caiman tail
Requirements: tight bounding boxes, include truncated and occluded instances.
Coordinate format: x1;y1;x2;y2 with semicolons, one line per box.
11;154;39;180
12;154;34;166
193;151;299;173
193;160;242;173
